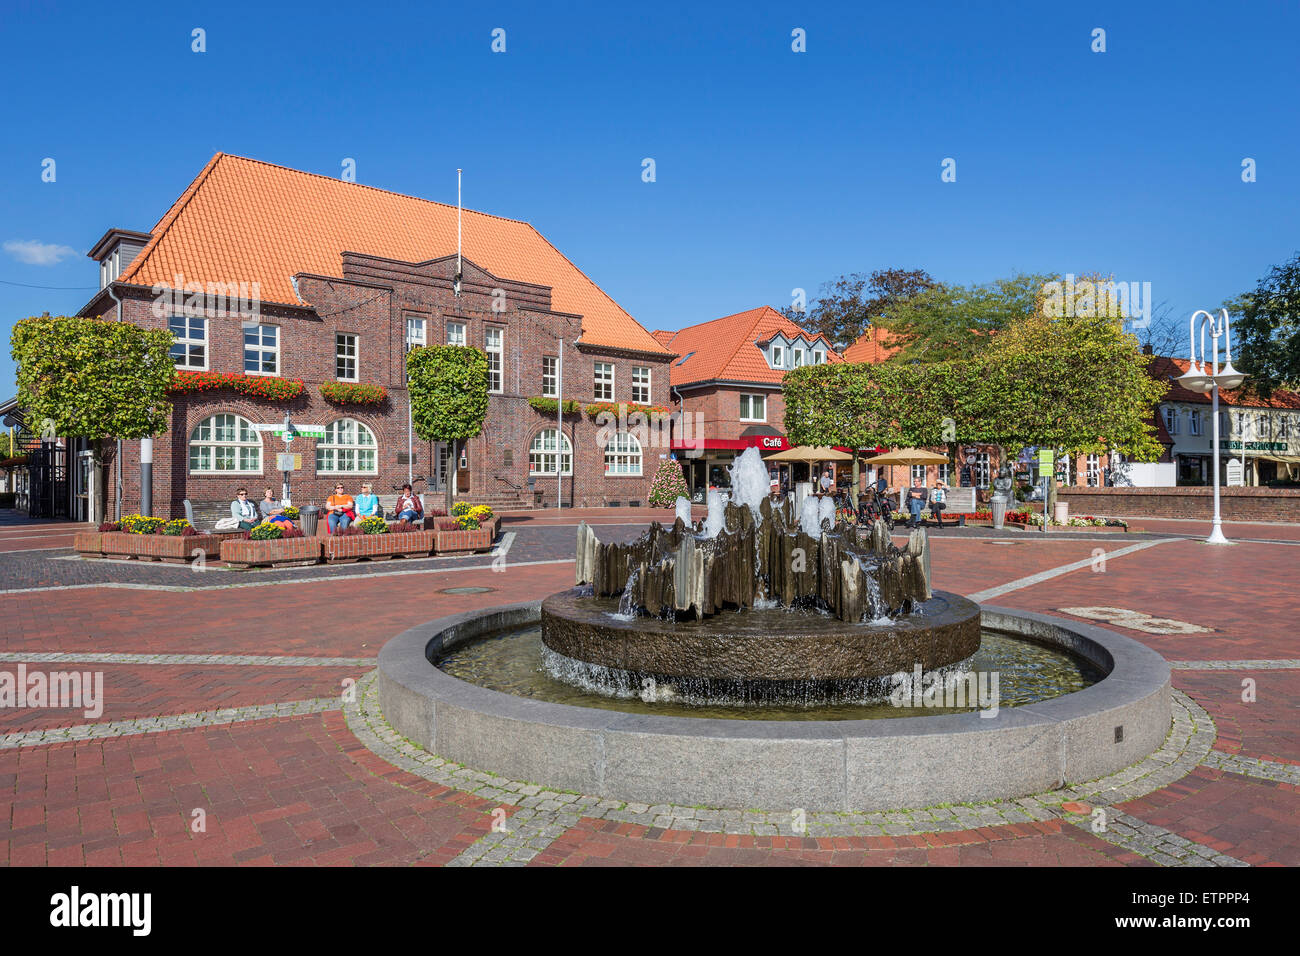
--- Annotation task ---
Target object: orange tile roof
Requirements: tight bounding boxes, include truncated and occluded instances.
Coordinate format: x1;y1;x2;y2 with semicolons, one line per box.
1149;356;1300;409
116;153;671;355
656;306;840;387
842;325;903;364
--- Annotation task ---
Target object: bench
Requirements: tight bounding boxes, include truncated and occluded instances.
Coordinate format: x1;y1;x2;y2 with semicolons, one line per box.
183;499;247;535
944;487;977;514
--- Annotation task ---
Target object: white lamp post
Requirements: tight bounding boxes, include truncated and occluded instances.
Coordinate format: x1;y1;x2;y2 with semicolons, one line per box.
1176;309;1245;545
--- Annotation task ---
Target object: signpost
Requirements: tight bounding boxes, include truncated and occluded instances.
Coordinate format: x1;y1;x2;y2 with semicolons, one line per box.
1037;449;1054;534
1226;458;1243;488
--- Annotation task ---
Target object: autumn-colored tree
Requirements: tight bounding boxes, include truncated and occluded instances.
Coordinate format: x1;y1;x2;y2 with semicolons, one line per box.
784;268;935;351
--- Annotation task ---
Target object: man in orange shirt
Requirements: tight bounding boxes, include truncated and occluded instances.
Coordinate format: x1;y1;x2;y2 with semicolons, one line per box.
325;483;355;534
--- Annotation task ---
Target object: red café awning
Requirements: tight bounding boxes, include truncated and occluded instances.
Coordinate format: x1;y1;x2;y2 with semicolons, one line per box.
670;435;789;452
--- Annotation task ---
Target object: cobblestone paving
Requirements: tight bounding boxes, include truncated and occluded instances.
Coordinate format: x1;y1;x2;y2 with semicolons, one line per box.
1059;809;1248;867
1170;659;1300;670
0;651;372;667
0;697;341;749
1201;749;1300;784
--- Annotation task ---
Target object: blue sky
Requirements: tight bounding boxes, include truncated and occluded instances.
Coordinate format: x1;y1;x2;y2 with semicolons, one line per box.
1;0;1297;393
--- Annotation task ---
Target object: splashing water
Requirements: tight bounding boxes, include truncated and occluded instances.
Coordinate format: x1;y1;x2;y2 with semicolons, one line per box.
799;494;823;537
727;447;771;519
674;496;693;527
818;495;835;530
703;489;726;538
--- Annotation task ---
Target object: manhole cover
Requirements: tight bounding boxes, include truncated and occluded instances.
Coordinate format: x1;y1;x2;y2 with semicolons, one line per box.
439;586;496;595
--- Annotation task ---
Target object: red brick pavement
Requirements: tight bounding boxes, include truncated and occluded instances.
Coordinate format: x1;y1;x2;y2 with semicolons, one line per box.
1119;765;1300;867
1173;671;1300;764
996;539;1295;661
526;816;1147;867
0;664;365;732
2;513;1298;867
0;712;501;866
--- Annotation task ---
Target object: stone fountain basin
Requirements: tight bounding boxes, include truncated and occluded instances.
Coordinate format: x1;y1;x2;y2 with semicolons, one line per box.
541;587;980;682
377;600;1172;812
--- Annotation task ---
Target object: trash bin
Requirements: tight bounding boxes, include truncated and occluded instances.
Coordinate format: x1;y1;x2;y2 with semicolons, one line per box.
991;497;1007;530
300;504;320;537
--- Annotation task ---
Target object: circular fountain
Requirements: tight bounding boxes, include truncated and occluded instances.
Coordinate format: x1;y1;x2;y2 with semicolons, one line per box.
377;448;1173;810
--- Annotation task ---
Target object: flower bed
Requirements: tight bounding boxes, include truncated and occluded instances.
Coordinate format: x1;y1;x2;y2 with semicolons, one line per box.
220;536;322;569
94;531;222;563
320;381;387;405
433;521;494;554
325;528;435;563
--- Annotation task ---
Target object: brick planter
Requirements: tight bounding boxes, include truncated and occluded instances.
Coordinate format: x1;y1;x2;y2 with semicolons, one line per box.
73;531;104;558
220;536;323;569
434;526;494;554
325;530;436;563
97;531;222;563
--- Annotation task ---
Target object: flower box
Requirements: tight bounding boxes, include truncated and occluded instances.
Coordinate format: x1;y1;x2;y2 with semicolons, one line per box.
325;529;436;563
220;536;323;569
434;526;494;554
98;531;222;563
73;531;104;558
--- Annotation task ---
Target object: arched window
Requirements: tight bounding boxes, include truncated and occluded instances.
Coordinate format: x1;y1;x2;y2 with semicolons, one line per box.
604;432;642;475
189;413;261;474
316;418;378;474
529;429;572;475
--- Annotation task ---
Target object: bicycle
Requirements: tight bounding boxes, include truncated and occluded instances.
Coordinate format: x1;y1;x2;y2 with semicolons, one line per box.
858;491;897;532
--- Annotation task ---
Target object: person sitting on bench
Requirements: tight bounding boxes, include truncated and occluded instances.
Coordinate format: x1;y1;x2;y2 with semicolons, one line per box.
929;479;948;527
325;484;355;534
231;488;260;531
258;487;293;528
394;484;423;522
354;483;381;520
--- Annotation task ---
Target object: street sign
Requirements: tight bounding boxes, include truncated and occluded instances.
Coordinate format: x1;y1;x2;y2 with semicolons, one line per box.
277;453;297;472
1037;449;1055;470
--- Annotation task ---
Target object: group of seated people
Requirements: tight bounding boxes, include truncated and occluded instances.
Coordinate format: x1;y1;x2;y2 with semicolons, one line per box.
230;483;424;533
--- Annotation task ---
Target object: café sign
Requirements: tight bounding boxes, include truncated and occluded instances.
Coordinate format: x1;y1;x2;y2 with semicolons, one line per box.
1224;441;1287;452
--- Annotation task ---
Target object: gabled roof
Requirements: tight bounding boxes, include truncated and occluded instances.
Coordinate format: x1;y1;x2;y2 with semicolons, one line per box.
1149;356;1300;409
113;152;670;355
653;306;840;387
842;325;903;364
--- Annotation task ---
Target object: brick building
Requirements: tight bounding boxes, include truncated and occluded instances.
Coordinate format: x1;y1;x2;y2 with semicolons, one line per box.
655;306;841;496
75;153;675;518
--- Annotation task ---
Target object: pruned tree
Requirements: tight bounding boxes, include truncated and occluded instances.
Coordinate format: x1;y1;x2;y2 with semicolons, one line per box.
784;268;935;352
10;315;175;523
406;345;490;512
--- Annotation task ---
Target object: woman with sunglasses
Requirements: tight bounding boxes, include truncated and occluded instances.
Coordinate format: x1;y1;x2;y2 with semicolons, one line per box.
325;483;355;534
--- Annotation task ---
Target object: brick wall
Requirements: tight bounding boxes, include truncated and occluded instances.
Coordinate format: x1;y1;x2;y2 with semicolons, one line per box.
1058;486;1300;521
100;253;673;518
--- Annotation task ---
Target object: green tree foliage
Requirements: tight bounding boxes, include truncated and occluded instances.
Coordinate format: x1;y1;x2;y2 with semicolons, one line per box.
10;315;174;442
869;273;1049;362
784;268;935;351
1226;252;1300;397
406;345;490;511
784;312;1167;462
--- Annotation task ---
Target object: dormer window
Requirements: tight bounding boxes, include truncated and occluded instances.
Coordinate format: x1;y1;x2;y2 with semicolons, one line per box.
88;228;150;291
793;348;804;367
813;349;825;364
771;344;784;368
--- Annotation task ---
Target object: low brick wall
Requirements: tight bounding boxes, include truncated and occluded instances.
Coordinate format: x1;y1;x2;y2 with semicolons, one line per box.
1058;487;1300;522
325;530;436;563
220;536;323;569
434;527;494;553
82;531;222;563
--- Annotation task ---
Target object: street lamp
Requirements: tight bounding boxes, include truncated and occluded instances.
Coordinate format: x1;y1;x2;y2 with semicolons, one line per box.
1176;309;1245;544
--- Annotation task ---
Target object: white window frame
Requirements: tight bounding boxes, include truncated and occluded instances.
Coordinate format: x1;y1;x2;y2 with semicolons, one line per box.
446;321;466;347
1188;409;1202;436
529;428;572;476
793;348;804;368
938;462;950;485
169;314;208;370
405;316;426;351
242;323;279;376
485;327;503;393
1163;406;1179;435
335;333;358;381
770;344;784;369
1086;453;1101;487
910;464;926;486
189;413;261;475
604;432;643;476
542;356;559;398
315;418;378;475
631;365;651;404
973;452;991;488
739;393;766;422
593;362;614;402
813;349;825;364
